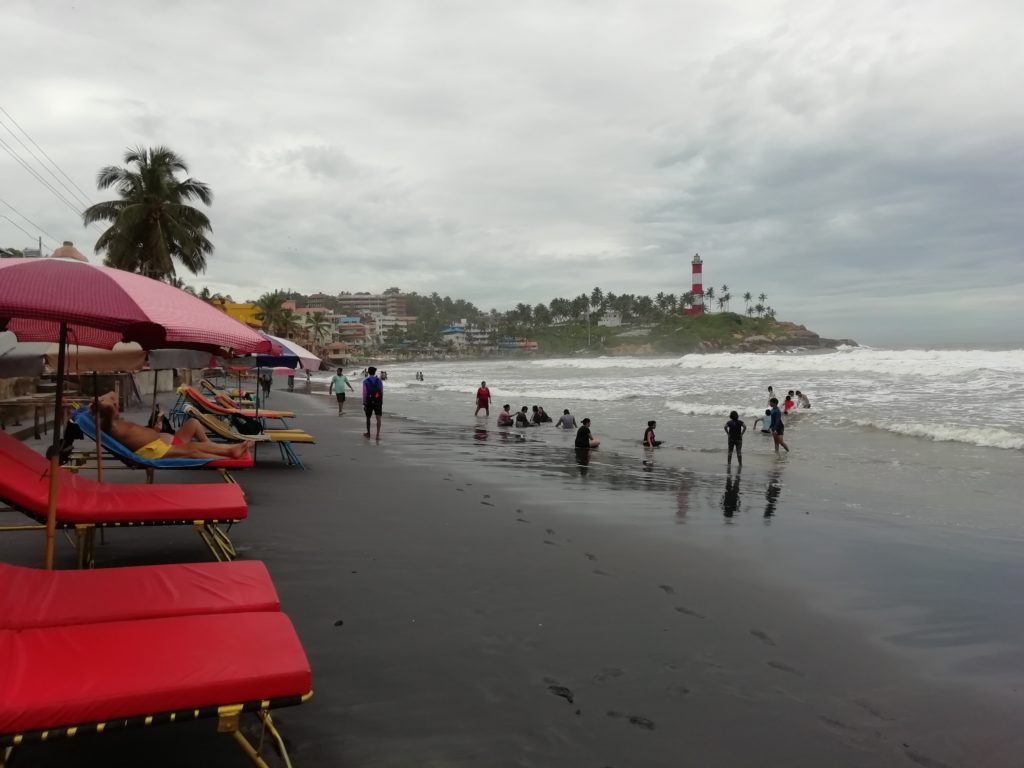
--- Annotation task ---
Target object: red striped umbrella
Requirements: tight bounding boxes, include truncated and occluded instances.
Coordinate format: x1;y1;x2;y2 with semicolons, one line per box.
0;257;272;568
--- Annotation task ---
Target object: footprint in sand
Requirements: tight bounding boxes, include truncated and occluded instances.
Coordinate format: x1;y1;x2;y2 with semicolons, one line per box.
750;629;776;646
546;684;575;704
674;606;705;619
456;488;465;492
480;501;494;507
607;710;655;730
546;528;556;535
483;494;491;499
333;619;344;627
543;540;559;546
592;569;610;577
584;552;598;561
516;518;530;524
658;584;675;595
767;660;804;676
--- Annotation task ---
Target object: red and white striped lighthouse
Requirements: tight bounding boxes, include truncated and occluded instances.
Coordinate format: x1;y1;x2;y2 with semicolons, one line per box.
685;252;704;315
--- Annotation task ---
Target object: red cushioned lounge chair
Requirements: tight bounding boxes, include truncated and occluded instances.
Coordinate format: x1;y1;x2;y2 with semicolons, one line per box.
0;612;313;767
0;432;248;566
198;379;296;419
0;560;280;630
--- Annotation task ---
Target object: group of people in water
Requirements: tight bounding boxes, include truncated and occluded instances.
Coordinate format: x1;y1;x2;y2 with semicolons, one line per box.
474;379;812;466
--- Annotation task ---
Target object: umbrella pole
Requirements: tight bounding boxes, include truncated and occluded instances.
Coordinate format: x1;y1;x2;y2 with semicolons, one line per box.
92;370;103;483
150;369;159;427
44;321;67;569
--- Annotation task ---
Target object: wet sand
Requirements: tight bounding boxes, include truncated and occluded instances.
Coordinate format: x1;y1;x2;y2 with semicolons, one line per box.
6;390;1024;767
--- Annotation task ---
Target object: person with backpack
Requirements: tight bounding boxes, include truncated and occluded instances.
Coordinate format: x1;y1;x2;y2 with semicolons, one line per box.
362;366;384;439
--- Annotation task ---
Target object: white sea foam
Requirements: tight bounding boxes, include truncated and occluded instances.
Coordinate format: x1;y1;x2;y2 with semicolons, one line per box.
665;401;757;417
850;419;1024;451
529;356;683;370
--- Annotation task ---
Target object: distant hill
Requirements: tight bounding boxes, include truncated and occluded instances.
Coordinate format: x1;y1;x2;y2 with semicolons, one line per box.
523;313;856;357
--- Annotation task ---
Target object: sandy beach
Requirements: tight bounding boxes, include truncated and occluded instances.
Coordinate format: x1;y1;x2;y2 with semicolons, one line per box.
5;386;1024;767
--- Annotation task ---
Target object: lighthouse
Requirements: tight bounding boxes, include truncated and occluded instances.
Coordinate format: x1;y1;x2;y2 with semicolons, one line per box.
685;253;704;315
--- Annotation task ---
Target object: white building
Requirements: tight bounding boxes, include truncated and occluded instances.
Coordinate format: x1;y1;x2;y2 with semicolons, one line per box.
598;310;623;327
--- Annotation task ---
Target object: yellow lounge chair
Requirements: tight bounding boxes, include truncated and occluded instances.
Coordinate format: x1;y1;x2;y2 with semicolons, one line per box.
183;405;314;469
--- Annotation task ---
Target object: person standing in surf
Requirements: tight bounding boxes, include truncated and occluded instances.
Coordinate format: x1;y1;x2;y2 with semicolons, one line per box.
724;410;747;466
642;420;663;447
362;366;384;440
769;398;789;454
475;381;491;416
575;418;600;449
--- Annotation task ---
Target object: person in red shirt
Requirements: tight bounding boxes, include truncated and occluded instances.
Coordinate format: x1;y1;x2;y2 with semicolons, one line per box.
475;381;492;416
783;395;796;414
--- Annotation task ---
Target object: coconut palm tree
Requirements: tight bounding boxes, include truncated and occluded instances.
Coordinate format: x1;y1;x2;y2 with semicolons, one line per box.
758;292;768;305
275;309;302;339
722;292;731;312
704;287;715;311
743;291;752;312
754;303;765;318
83;145;214;279
306;311;332;351
254;290;288;331
746;307;755;317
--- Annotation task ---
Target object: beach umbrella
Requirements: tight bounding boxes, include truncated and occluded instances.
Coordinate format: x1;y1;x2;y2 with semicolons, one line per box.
0;257;270;568
258;332;321;370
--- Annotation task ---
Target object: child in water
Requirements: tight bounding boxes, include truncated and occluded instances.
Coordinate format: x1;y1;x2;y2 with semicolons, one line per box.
754;409;772;433
724;411;747;467
643;420;663;447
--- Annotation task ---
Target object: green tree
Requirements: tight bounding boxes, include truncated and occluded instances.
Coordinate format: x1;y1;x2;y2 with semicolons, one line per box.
743;291;752;312
83;145;213;279
306;311;332;350
704;287;715;311
754;303;765;317
254;290;288;331
590;287;604;311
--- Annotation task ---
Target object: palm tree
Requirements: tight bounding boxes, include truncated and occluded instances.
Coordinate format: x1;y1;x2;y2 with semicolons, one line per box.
306;311;332;351
746;307;755;317
758;292;767;305
83;146;213;279
754;303;765;318
721;284;728;297
254;290;288;331
704;287;715;311
743;291;752;312
722;292;731;312
275;309;302;339
717;297;726;312
590;287;604;311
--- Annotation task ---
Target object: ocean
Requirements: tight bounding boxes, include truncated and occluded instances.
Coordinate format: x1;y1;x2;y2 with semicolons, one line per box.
309;346;1024;691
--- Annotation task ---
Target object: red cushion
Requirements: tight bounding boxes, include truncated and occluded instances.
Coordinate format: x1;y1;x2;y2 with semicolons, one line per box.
0;432;248;524
184;387;293;419
0;561;280;630
0;612;312;735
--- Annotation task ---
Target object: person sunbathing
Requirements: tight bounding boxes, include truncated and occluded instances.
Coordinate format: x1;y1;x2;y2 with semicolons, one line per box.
93;392;252;460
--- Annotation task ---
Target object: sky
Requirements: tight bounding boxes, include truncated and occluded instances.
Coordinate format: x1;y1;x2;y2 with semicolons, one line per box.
2;0;1022;347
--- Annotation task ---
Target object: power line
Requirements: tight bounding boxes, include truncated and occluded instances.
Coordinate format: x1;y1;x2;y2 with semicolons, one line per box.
0;106;94;207
0;135;86;219
1;214;44;245
0;197;60;245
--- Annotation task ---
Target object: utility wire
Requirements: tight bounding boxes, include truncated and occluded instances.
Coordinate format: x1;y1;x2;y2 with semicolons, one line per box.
0;197;61;245
0;106;94;207
1;214;44;245
0;135;87;219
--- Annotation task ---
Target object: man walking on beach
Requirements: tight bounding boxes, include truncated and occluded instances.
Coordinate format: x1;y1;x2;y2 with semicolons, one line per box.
362;366;384;440
329;367;355;416
475;381;491;416
769;398;789;454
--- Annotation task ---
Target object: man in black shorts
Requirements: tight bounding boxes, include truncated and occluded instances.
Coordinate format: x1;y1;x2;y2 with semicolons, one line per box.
362;366;384;440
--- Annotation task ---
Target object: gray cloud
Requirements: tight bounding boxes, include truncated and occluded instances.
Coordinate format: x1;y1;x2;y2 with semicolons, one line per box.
2;0;1023;346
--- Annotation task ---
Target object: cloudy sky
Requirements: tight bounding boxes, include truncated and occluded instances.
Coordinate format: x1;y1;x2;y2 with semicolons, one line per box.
2;0;1022;346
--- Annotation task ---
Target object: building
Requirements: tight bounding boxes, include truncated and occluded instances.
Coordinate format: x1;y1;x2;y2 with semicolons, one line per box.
335;316;370;348
598;310;622;327
374;315;417;345
210;298;263;328
684;253;705;316
306;292;334;309
439;320;493;349
336;292;408;317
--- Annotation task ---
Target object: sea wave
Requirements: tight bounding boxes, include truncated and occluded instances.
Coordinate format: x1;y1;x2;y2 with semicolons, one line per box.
677;348;1024;377
529;356;684;370
850;419;1024;451
434;383;637;402
665;400;762;417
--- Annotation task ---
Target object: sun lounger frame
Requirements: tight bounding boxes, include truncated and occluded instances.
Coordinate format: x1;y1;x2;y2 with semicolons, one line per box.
0;691;312;768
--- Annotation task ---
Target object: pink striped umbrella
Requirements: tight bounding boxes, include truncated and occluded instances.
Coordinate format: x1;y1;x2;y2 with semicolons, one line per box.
0;258;269;353
0;257;271;568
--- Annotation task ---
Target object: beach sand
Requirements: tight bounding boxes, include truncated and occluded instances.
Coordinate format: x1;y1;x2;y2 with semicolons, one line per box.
6;390;1024;767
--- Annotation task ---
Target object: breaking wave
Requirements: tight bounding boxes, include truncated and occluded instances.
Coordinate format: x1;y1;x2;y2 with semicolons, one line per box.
850;419;1024;451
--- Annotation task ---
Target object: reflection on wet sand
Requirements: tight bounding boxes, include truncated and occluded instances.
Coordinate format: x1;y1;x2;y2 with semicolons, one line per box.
722;471;741;519
764;469;783;520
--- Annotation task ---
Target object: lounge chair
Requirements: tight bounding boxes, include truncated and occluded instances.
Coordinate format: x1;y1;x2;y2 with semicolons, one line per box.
199;378;295;418
0;431;247;565
71;408;252;484
182;404;315;469
0;560;279;629
0;612;312;767
180;385;295;424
